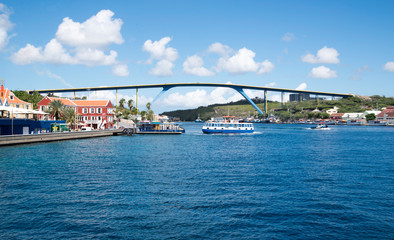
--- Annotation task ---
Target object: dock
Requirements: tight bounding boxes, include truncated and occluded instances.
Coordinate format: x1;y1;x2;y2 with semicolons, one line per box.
0;129;124;147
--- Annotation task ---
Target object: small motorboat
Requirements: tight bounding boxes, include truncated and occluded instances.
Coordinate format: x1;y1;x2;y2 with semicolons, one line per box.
310;124;328;129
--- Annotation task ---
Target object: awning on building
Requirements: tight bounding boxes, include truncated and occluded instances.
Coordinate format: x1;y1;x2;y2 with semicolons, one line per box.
0;106;48;114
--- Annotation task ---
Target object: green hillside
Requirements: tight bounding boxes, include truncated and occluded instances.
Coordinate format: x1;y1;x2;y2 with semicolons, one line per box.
161;95;394;121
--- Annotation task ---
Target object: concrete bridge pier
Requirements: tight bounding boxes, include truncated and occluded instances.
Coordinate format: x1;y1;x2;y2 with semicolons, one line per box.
264;90;268;114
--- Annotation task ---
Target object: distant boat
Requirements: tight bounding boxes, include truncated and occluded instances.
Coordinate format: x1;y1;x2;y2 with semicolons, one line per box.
137;122;185;134
202;116;254;134
195;114;204;123
310;124;328;129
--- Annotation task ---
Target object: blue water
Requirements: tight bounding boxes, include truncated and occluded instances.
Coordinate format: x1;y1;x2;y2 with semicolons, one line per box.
0;123;393;239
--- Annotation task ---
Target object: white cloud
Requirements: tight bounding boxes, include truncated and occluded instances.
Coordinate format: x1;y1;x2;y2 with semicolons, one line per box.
257;60;275;74
143;37;178;76
183;55;215;77
302;46;340;64
216;47;274;75
207;42;233;57
0;3;14;50
383;62;394;72
10;44;44;65
11;39;117;66
265;82;276;88
74;48;117;66
56;10;123;49
112;64;130;77
36;69;73;88
309;66;337;79
10;10;129;77
149;59;175;77
296;83;307;90
281;32;295;42
350;65;371;80
159;81;280;109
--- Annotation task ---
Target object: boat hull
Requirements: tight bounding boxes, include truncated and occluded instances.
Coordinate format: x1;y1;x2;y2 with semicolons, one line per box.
202;128;254;134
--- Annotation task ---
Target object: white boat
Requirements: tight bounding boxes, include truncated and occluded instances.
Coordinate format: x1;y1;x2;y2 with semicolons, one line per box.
202;116;254;134
195;114;204;123
310;124;328;129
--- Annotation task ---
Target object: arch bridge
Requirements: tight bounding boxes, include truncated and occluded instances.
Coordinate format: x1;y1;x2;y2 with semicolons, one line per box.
28;83;353;115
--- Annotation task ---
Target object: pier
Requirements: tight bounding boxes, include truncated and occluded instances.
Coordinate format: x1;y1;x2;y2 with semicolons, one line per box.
0;129;124;147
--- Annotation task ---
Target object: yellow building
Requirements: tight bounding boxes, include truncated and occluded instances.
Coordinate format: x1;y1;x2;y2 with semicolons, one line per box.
0;81;34;119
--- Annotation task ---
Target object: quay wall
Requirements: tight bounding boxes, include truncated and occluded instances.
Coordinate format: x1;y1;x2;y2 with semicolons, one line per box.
0;130;124;147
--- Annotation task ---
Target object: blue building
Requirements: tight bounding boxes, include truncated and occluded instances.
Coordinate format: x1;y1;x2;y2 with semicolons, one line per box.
0;119;66;135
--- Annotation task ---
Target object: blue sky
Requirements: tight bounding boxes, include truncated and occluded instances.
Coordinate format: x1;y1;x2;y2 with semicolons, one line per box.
0;0;393;112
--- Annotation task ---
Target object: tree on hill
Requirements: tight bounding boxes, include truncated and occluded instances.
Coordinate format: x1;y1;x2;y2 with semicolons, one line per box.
119;98;126;108
128;99;134;111
11;90;44;109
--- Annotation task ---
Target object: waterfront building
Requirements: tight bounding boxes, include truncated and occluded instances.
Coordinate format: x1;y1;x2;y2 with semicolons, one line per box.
0;81;34;119
342;113;363;121
376;107;394;125
359;110;381;124
37;96;114;129
326;106;339;115
330;113;344;121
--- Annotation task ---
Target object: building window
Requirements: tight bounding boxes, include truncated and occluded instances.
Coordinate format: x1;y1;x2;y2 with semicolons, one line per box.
16;104;20;108
90;108;95;114
92;116;96;121
10;95;14;100
83;108;88;114
84;116;89;121
97;108;102;114
107;116;112;122
107;108;112;114
98;116;101;121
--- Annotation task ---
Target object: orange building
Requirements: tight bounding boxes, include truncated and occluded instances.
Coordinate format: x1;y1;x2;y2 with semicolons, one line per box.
0;80;34;119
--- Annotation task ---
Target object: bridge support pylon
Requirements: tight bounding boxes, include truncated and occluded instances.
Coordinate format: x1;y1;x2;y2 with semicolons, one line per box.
233;87;264;116
151;86;173;104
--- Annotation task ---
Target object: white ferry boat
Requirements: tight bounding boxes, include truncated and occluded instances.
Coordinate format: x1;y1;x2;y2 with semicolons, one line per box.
202;116;254;134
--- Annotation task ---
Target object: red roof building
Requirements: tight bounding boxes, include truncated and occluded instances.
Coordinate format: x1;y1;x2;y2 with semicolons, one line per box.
330;113;344;120
37;96;114;129
376;107;394;125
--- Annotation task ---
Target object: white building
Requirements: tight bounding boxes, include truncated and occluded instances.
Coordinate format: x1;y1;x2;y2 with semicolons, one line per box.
342;113;363;121
326;106;339;115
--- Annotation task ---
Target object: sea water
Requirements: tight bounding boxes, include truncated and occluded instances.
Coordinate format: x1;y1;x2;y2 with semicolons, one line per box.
0;123;393;239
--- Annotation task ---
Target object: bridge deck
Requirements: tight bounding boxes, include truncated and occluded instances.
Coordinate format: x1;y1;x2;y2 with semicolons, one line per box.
28;83;353;98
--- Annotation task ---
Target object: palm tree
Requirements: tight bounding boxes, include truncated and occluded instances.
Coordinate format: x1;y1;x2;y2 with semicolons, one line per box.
49;100;64;120
146;102;154;121
63;107;76;129
119;98;126;108
146;102;151;111
128;99;134;111
140;111;147;121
